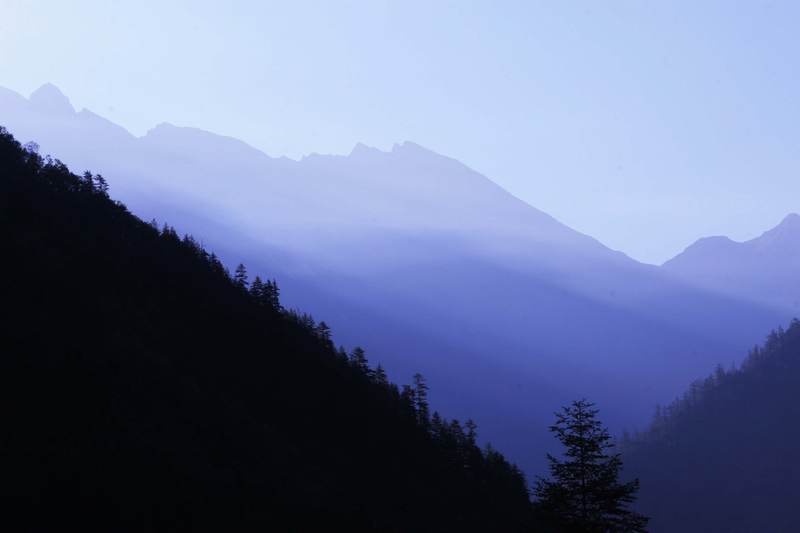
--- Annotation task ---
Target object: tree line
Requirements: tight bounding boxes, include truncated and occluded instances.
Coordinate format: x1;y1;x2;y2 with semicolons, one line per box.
621;320;800;532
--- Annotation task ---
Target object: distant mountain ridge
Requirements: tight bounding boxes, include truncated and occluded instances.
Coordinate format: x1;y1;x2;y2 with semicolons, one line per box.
663;213;800;313
0;85;621;251
0;83;789;476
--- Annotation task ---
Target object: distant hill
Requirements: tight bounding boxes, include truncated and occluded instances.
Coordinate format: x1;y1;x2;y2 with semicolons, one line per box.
623;319;800;532
0;84;786;476
663;213;800;313
0;127;533;532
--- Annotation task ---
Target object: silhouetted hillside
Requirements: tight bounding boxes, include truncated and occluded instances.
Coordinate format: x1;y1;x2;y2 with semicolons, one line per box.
0;127;532;532
623;319;800;532
2;84;788;478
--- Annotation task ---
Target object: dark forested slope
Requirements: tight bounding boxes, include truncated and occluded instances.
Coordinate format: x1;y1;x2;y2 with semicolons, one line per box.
0;127;532;532
623;319;800;532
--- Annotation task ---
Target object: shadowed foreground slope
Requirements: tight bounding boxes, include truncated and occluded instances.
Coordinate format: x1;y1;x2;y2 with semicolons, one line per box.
0;127;533;532
624;319;800;532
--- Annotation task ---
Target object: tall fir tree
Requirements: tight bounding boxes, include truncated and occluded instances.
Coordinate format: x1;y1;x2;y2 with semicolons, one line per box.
535;399;648;532
464;419;478;447
316;321;332;342
373;364;389;387
94;173;109;195
263;279;281;310
249;276;264;302
234;263;249;289
349;347;369;375
412;372;430;429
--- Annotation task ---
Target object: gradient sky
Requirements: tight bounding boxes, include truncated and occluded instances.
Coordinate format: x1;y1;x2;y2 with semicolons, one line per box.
2;0;799;263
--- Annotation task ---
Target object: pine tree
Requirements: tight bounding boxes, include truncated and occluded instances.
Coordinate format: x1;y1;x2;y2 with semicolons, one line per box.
412;372;430;428
316;321;332;342
82;171;95;192
431;412;444;440
349;347;369;375
400;384;416;416
94;174;109;195
234;263;248;289
295;312;315;331
448;420;466;452
263;279;281;310
336;345;349;363
464;419;478;447
208;253;226;278
535;399;648;532
373;364;389;387
250;276;265;302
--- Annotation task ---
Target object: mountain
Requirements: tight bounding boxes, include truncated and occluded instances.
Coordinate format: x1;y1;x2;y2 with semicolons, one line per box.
663;213;800;313
0;127;533;532
0;84;787;475
622;319;800;532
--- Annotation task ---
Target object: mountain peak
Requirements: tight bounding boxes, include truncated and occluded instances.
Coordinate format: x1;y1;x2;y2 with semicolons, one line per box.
29;83;74;114
757;212;800;245
349;142;384;157
391;140;433;155
777;212;800;228
685;234;735;253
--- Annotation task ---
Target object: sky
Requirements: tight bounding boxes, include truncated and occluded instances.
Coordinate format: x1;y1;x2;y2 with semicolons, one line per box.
1;0;799;264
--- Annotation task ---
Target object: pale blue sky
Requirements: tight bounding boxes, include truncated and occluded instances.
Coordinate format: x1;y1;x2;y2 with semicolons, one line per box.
2;0;799;263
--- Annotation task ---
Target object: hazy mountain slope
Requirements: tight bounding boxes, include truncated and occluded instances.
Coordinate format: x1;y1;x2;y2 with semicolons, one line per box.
0;84;787;476
0;128;533;532
623;320;800;532
663;213;800;313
